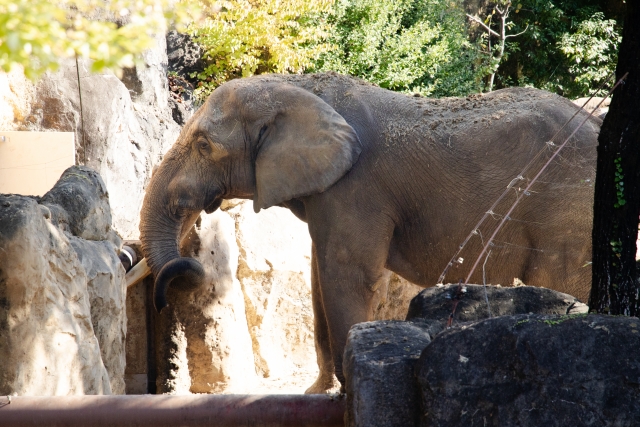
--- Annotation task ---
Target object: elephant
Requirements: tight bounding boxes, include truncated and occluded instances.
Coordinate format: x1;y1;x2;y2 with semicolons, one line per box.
139;72;599;393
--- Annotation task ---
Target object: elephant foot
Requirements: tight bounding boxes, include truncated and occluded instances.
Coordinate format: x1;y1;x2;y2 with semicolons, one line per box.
304;373;341;394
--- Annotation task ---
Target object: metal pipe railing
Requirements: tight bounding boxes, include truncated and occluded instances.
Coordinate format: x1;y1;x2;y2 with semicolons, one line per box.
0;394;345;427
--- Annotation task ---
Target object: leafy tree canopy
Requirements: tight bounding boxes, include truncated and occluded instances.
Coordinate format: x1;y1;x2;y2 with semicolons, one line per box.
311;0;485;97
188;0;333;100
0;0;195;79
493;0;622;98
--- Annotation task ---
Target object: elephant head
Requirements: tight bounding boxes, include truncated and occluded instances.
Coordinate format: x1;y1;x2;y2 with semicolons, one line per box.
140;78;362;312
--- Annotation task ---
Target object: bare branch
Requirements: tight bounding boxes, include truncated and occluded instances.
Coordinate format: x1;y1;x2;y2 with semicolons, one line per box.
466;14;500;37
505;24;530;39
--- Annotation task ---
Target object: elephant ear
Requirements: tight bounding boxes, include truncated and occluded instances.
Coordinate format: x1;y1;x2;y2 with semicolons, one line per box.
253;84;362;212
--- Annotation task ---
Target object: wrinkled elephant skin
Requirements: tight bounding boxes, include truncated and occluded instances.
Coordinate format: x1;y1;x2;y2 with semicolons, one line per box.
139;73;598;393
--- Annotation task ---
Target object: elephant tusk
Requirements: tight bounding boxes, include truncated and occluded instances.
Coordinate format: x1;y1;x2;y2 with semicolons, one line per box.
125;258;151;288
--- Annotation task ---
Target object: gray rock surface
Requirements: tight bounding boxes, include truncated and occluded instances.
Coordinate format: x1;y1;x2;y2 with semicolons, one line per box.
40;166;114;242
416;314;640;427
343;284;591;426
0;166;126;395
0;195;112;395
406;284;588;324
344;320;443;427
166;30;203;86
69;237;127;394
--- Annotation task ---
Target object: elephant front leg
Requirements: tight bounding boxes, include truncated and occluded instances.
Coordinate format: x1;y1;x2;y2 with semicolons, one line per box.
305;244;339;394
313;249;386;389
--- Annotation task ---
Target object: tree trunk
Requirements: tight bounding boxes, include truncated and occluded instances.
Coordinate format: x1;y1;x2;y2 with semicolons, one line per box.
589;1;640;315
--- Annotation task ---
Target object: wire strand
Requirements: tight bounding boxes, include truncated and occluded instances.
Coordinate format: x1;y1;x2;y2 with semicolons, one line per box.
438;71;618;284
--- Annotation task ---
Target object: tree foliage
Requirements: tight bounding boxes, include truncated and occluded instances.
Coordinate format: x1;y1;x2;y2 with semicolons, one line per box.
312;0;484;97
492;0;622;98
183;0;623;99
0;0;194;79
557;12;621;96
188;0;333;100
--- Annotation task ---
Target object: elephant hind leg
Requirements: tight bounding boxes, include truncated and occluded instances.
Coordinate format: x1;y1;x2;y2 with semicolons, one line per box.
305;243;339;394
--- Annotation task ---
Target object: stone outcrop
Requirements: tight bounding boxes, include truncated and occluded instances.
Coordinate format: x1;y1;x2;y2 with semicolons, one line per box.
406;283;588;323
166;31;203;87
0;166;126;395
147;198;424;394
344;320;443;427
166;30;200;126
69;236;127;394
344;285;594;427
152;202;315;394
40;166;115;242
417;314;640;427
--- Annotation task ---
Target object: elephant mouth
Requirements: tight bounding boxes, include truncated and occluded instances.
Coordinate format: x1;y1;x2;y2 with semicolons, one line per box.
204;196;223;214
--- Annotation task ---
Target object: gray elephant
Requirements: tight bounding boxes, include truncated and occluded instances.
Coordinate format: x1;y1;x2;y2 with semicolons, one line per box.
139;73;598;393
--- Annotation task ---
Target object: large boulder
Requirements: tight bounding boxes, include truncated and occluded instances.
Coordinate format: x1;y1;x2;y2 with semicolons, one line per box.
69;237;127;394
40;166;115;242
344;320;443;427
166;30;203;87
149;199;423;394
344;285;591;427
0;167;126;395
416;314;640;427
0;195;111;395
407;283;588;323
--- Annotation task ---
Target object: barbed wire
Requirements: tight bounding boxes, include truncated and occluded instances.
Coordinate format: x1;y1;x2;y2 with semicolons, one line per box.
438;71;622;285
462;72;628;287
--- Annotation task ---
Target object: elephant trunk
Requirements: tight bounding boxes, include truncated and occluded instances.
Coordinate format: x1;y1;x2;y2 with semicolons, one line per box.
140;167;205;312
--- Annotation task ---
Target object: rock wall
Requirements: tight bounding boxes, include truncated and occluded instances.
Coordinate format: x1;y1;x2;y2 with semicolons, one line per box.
344;285;592;427
0;167;126;395
0;35;179;240
148;198;423;394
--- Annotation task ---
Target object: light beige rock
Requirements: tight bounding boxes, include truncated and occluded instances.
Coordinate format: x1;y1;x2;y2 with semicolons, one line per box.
152;200;424;394
373;273;423;321
0;195;111;395
154;208;257;394
0;67;36;131
228;202;317;384
69;237;127;394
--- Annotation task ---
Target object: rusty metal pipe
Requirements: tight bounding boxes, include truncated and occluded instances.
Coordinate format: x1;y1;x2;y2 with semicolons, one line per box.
0;394;345;427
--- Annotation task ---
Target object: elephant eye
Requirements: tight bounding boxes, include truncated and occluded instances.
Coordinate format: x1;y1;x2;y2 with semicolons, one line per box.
198;139;210;153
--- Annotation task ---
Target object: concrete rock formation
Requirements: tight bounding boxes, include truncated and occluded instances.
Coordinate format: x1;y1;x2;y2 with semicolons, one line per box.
407;283;589;323
344;320;443;427
152;202;316;394
345;285;594;427
417;314;640;427
40;166;115;242
69;236;127;394
0;166;126;395
148;199;423;394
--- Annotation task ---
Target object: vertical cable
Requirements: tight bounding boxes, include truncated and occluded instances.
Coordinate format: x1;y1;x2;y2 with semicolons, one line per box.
75;54;87;165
